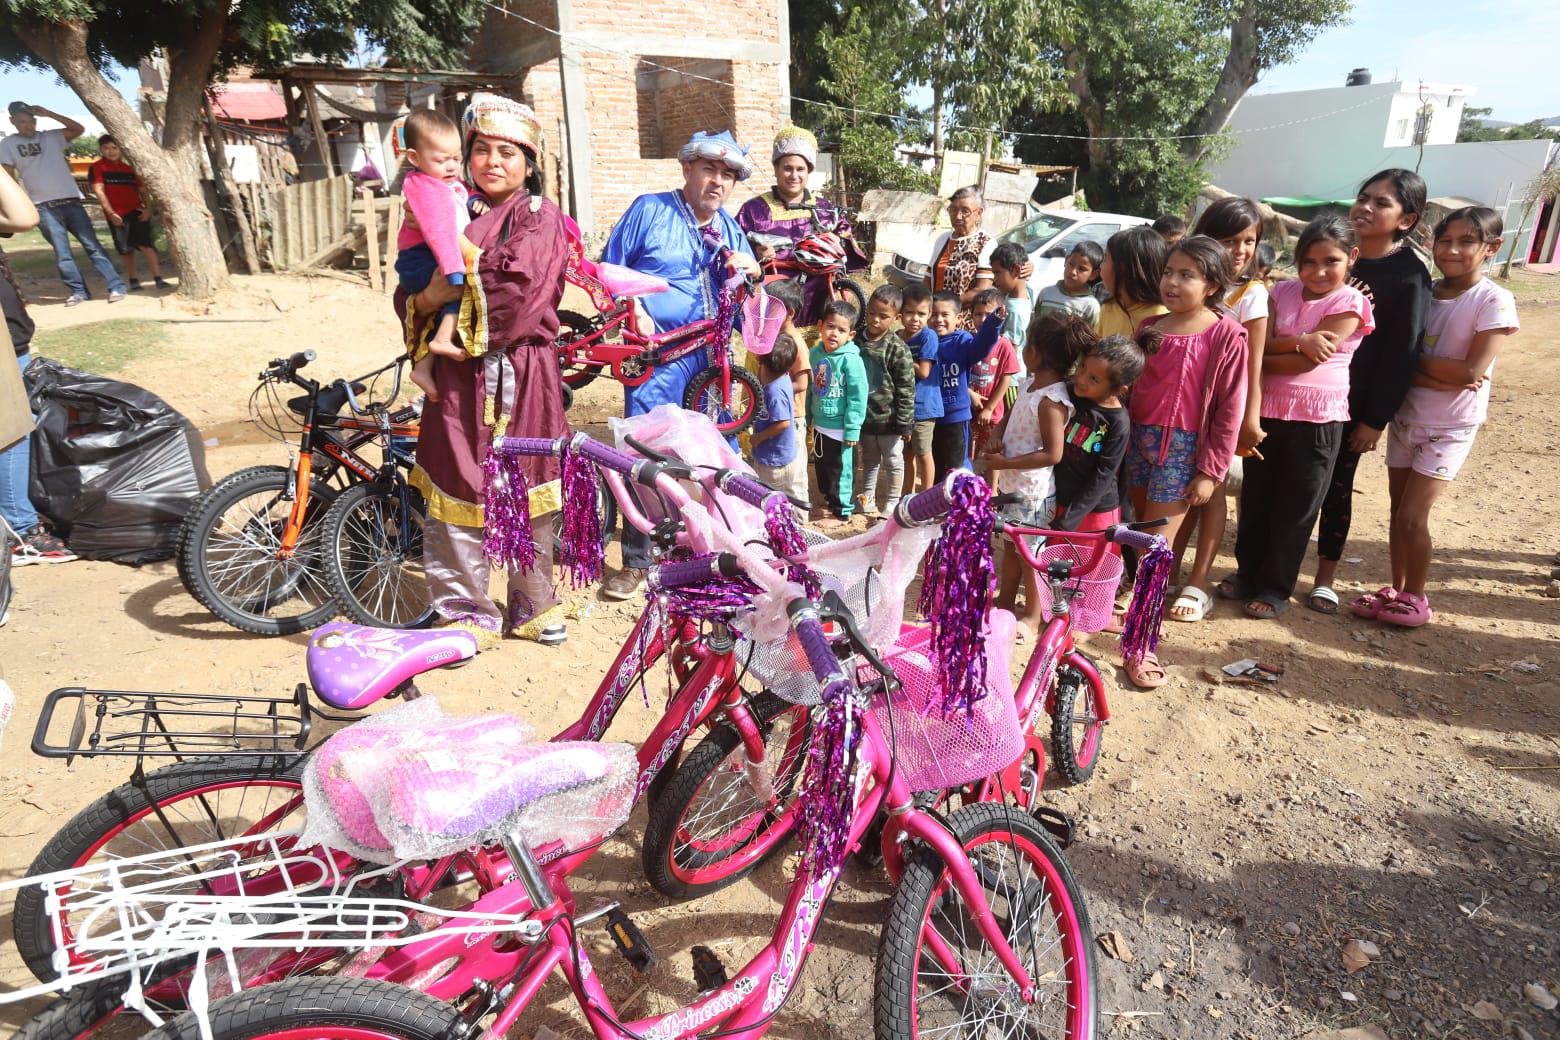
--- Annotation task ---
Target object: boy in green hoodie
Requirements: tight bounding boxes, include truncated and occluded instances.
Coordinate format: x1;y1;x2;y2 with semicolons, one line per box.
855;284;916;518
808;300;869;526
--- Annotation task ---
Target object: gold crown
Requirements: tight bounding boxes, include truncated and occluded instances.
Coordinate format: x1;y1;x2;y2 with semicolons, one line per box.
464;92;545;157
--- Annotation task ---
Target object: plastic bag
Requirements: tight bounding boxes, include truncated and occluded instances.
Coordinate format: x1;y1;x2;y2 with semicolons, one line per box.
301;699;638;864
608;404;768;539
24;357;210;563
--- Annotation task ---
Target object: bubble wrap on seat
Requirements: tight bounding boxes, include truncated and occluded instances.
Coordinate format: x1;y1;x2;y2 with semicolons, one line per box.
302;699;637;864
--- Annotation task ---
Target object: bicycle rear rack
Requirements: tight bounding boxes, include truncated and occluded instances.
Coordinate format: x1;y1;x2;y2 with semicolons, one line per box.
32;685;314;764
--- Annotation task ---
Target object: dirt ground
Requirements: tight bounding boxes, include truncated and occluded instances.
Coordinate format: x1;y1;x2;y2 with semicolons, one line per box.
0;265;1556;1040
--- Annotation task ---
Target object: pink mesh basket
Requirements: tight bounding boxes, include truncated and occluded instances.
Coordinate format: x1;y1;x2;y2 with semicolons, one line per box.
1029;544;1123;633
865;610;1023;793
740;291;788;356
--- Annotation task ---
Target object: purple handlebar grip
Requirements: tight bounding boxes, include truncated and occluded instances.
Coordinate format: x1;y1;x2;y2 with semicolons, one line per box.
721;472;779;508
793;616;844;683
900;480;953;525
573;436;641;476
652;555;731;589
1112;528;1168;555
494;436;560;457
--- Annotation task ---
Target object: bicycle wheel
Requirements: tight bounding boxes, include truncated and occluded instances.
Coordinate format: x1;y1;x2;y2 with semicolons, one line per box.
642;692;809;901
875;802;1097;1040
682;365;764;436
833;276;868;334
0;516;13;624
1050;664;1104;785
557;309;600;391
141;978;465;1040
176;467;283;595
13;755;308;983
321;482;434;629
181;467;340;635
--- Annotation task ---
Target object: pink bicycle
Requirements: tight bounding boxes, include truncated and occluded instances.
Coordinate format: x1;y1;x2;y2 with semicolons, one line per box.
19;434;1098;1040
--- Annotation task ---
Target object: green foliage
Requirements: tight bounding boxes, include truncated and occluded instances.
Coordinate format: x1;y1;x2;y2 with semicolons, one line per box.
65;133;99;157
1459;106;1559;144
921;0;1070;147
0;0;484;75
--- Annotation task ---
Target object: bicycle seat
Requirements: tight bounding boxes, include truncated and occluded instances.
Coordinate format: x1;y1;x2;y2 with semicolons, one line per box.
288;382;367;419
596;262;669;298
307;623;478;710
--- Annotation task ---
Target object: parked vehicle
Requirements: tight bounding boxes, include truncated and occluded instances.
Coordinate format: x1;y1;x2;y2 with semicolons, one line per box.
885;208;1153;293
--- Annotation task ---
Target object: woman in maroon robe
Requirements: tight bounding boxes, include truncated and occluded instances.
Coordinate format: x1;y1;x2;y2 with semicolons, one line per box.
402;93;569;649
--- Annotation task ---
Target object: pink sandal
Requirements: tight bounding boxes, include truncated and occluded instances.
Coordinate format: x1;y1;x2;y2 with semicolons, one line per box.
1378;592;1432;628
1350;586;1399;619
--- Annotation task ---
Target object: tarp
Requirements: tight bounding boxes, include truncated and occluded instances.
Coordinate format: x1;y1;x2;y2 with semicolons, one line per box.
210;82;287;123
1261;196;1355;209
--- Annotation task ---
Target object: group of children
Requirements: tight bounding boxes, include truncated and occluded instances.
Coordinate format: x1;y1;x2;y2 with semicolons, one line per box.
746;167;1519;690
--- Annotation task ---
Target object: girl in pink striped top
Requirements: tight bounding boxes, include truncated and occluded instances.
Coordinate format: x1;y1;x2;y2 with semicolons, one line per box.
1227;216;1373;619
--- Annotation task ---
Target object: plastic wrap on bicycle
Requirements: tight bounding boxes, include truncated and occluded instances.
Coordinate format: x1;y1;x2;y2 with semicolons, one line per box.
793;617;845;682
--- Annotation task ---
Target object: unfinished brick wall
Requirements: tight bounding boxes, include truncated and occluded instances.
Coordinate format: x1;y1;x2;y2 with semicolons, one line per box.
635;58;736;160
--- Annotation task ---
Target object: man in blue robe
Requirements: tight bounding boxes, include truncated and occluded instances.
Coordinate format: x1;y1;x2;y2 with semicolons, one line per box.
601;131;762;599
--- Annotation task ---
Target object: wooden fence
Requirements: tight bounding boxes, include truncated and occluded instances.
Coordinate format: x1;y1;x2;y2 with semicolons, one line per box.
215;174;406;289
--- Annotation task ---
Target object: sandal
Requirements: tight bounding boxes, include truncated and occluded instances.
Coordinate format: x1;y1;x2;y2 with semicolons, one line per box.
1378;592;1432;628
1350;586;1399;619
1307;585;1340;614
1244;596;1290;620
1214;575;1248;601
1125;651;1168;689
1168;585;1212;623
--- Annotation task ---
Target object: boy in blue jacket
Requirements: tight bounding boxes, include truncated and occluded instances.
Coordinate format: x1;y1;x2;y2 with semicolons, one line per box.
929;291;1003;480
808;300;869;526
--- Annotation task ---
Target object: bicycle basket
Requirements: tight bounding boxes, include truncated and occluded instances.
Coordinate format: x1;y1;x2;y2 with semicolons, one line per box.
866;609;1023;793
1030;543;1123;633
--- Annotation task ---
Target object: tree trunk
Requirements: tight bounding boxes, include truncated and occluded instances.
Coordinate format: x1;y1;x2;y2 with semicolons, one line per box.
14;16;233;300
932;81;945;159
1179;1;1260;160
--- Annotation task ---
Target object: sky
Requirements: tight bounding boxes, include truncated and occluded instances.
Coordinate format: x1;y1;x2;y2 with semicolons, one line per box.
2;0;1557;136
1249;0;1558;123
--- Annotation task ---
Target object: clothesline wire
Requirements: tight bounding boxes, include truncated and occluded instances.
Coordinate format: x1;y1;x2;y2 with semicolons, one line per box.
471;0;1389;145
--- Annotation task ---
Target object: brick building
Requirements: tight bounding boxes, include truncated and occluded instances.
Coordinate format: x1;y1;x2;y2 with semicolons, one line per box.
469;0;791;235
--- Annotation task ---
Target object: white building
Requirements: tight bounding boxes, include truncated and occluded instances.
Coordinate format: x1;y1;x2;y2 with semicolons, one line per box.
1205;72;1559;266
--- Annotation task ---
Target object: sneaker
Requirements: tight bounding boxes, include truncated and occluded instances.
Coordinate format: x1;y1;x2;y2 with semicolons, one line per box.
12;526;77;566
128;278;143;292
65;294;87;307
154;277;171;289
107;290;126;303
601;567;646;601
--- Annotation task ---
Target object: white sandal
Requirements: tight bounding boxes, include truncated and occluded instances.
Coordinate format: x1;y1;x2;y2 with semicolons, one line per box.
1168;585;1211;623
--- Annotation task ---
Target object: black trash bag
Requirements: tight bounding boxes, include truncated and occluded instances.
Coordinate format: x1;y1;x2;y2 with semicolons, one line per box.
24;357;211;564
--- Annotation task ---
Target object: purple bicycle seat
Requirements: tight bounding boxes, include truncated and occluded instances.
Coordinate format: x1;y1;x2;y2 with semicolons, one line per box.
307;623;478;710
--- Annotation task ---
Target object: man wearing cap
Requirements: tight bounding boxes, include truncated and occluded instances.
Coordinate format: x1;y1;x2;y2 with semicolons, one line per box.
599;129;761;600
1;102;125;306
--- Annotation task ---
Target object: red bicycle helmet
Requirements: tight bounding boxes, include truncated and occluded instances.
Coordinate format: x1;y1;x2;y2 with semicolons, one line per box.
788;231;849;274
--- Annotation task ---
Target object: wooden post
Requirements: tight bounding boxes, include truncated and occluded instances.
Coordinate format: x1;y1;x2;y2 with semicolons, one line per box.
303;83;337;178
362;189;381;291
204;107;260;275
384;194;402;296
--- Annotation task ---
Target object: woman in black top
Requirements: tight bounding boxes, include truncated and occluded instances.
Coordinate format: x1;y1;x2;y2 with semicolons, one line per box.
1308;170;1432;613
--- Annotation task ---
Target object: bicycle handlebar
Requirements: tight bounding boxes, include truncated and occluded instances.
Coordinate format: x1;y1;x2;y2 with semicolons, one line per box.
262;351;315;381
649;553;742;589
1108;525;1168;555
787;600;848;687
893;470;971;527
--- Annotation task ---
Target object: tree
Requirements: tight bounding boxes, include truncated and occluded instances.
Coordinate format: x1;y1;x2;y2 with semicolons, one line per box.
1;1;481;298
811;2;933;197
65;133;99;157
1049;0;1350;215
1459;106;1558;143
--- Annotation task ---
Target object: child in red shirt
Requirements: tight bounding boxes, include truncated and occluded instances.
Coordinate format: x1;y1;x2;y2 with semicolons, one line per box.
88;136;166;290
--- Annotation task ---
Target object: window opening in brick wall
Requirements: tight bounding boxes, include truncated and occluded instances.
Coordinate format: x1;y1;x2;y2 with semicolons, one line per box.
635;58;736;160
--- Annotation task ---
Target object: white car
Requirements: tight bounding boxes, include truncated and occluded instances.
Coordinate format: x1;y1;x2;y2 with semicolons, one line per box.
885;209;1153;292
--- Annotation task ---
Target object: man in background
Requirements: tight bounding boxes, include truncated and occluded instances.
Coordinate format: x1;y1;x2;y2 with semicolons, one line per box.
0;101;125;306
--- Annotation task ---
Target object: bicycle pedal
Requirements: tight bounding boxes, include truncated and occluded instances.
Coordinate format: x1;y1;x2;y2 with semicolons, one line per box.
603;908;657;972
1032;806;1076;849
691;945;728;994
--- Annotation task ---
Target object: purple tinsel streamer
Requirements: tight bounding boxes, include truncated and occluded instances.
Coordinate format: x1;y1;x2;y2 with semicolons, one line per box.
764;498;821;599
481;445;536;573
798;680;861;875
1120;539;1174;665
558;444;605;588
916;473;995;717
701;226;739;371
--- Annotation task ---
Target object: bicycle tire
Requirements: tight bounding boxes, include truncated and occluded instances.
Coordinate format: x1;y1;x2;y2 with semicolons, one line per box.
641;692;808;901
175;466;282;595
143;977;464;1040
181;468;340;635
834;276;869;334
557;309;600;391
321;481;435;629
0;516;13;625
682;365;764;436
13;755;307;983
874;802;1098;1040
1050;664;1103;785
